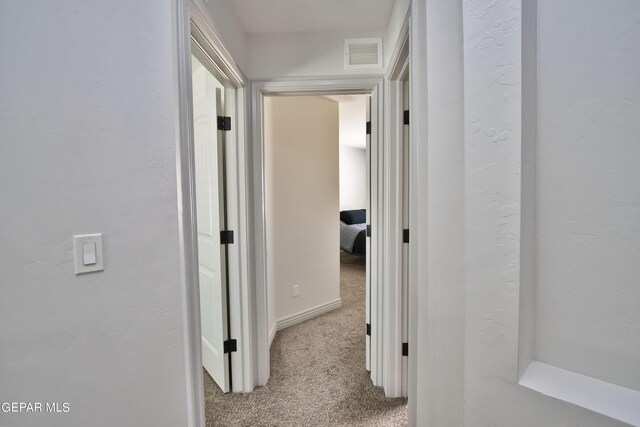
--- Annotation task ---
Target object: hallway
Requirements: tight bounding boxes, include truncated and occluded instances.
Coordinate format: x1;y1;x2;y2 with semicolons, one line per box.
203;253;407;426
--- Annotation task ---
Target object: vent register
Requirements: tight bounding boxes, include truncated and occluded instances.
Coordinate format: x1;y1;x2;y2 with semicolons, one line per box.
344;38;383;69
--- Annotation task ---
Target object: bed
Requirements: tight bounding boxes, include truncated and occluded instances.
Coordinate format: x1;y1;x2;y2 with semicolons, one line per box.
340;209;367;255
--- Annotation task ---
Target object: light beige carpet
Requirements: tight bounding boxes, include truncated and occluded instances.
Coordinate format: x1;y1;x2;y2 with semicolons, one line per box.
203;251;408;426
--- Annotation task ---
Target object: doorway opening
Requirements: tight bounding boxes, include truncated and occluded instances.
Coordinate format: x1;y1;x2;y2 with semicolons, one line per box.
250;79;383;390
258;91;407;424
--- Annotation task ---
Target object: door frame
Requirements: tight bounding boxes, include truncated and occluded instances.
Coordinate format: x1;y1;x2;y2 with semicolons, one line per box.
174;0;252;425
250;77;385;387
384;14;410;398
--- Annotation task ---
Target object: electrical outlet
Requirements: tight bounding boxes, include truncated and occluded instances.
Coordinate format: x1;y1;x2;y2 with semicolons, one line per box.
292;285;299;297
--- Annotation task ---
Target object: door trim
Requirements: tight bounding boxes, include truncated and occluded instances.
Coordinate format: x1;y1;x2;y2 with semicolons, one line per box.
175;0;251;425
174;1;203;425
250;77;385;387
383;11;410;398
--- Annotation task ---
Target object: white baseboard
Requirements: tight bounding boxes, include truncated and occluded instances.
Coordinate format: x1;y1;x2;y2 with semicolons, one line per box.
269;323;277;348
274;298;342;336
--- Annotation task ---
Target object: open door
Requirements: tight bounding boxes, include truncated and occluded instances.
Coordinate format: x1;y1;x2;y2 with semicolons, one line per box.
401;77;410;396
365;96;372;372
192;54;231;392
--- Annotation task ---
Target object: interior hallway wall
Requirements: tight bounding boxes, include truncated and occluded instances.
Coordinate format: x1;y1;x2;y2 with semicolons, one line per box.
338;95;368;211
0;1;190;426
340;147;367;211
462;0;639;426
264;96;340;337
534;0;640;391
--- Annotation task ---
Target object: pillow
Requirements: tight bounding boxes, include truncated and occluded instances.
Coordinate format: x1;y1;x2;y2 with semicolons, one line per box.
340;209;366;225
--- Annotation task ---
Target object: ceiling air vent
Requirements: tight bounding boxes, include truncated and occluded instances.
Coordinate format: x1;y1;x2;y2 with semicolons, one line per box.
344;38;383;70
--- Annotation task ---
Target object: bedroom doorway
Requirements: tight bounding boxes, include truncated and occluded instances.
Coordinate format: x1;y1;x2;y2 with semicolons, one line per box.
332;94;373;371
252;90;406;424
253;81;383;390
250;72;415;402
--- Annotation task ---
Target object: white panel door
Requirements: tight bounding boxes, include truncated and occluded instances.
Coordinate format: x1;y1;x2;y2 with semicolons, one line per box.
192;55;230;393
365;96;372;372
401;78;410;397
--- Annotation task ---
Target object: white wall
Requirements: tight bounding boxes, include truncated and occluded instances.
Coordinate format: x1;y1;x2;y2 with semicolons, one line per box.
337;95;367;211
462;0;638;426
264;96;340;333
535;0;640;391
248;29;385;79
0;2;189;426
408;0;465;425
339;147;367;211
336;95;368;149
410;0;640;426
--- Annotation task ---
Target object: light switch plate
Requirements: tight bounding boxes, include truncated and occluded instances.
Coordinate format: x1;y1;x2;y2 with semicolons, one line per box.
73;234;104;275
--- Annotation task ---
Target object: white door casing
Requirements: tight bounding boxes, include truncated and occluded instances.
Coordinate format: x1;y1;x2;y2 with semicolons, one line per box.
251;78;384;388
383;14;410;398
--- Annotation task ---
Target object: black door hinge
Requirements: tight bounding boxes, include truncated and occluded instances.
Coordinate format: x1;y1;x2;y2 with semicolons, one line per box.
217;116;231;131
223;339;237;353
403;229;410;243
366;224;371;237
366;121;371;135
402;342;408;356
220;230;235;245
366;323;371;336
403;110;409;125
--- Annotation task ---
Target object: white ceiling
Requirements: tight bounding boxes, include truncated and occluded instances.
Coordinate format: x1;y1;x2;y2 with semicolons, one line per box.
227;0;396;34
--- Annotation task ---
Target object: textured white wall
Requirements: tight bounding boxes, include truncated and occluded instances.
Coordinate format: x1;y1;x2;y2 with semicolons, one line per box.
339;147;367;211
535;0;640;391
264;96;340;328
462;0;636;426
0;2;189;426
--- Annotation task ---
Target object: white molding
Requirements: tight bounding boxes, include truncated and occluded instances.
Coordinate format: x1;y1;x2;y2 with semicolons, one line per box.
386;9;411;80
275;299;343;332
382;13;411;389
382;10;410;399
408;0;426;424
520;361;640;426
269;324;277;348
174;0;204;425
267;297;342;348
250;76;385;389
188;0;246;87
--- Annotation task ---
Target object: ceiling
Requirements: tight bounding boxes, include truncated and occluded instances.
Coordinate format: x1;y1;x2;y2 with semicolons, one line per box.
227;0;396;34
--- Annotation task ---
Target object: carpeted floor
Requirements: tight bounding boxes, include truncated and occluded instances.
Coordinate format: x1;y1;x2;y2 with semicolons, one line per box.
203;251;408;426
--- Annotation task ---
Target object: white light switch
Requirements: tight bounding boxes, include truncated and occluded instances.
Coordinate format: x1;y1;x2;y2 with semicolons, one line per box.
82;242;97;265
73;234;104;274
